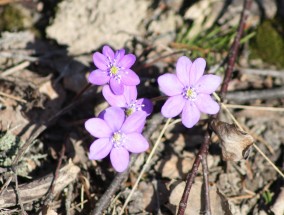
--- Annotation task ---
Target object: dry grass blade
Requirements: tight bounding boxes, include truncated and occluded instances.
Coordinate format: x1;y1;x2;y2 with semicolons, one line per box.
0;61;30;77
213;93;284;179
119;118;172;215
225;104;284;112
0;91;27;103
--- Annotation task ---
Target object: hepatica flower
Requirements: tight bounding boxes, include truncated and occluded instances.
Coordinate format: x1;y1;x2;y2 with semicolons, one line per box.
88;45;140;95
158;56;222;128
102;85;153;117
85;107;149;172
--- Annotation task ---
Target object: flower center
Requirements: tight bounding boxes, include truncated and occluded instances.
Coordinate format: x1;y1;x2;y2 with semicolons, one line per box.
110;66;119;75
182;87;197;100
111;131;125;148
125;100;144;116
108;65;121;82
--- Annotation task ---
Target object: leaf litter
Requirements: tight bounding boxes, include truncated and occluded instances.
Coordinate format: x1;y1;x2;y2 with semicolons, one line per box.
0;0;284;214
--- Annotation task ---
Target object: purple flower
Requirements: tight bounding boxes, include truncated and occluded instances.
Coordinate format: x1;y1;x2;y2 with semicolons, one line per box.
88;45;140;95
158;56;222;128
85;107;149;172
102;85;153;117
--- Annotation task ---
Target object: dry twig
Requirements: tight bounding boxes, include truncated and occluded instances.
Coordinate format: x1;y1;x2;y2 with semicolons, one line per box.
0;162;80;208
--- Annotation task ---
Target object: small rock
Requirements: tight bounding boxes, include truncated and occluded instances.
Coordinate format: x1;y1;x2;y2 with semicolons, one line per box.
46;0;151;54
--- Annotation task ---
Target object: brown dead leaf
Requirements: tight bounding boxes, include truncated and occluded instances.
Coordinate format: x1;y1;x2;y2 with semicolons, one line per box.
210;119;254;161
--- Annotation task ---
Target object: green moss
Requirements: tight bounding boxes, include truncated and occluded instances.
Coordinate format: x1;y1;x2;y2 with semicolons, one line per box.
0;132;22;166
250;20;284;68
0;5;25;32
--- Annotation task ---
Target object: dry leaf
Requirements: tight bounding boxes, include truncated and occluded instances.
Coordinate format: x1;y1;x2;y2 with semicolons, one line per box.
210;119;254;161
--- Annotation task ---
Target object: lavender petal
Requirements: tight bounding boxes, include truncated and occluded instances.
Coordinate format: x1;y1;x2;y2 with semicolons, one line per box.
189;58;206;85
195;74;222;94
181;101;201;128
88;70;110;85
176;56;192;86
158;74;184;96
102;85;126;107
195;94;220;114
85;118;112;138
124;133;149;153
161;95;185;118
93;52;108;70
110;147;129;172
89;138;112;160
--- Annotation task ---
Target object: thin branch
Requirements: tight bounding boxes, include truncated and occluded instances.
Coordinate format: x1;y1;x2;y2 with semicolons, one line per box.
177;131;211;215
201;143;211;215
220;0;253;99
177;0;253;214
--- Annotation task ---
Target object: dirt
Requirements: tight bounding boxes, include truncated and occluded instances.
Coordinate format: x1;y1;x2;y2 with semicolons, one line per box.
0;0;284;214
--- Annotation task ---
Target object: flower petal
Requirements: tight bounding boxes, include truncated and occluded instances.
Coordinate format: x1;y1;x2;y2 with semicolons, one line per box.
102;85;126;107
110;147;129;172
88;70;110;85
102;45;114;60
85;118;112;138
161;95;185;118
137;98;153;115
121;111;146;133
114;49;125;63
195;94;220;114
124;133;149;153
110;78;124;95
189;58;206;85
102;107;125;131
195;74;222;94
119;54;136;69
123;86;138;104
121;69;140;86
93;52;108;70
181;101;201;128
176;56;192;86
89;138;112;160
158;74;184;96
